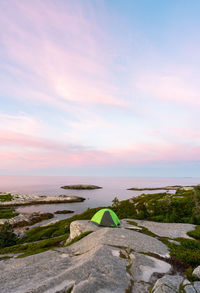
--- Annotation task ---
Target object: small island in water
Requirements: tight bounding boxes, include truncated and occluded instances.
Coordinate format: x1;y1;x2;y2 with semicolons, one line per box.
60;184;102;190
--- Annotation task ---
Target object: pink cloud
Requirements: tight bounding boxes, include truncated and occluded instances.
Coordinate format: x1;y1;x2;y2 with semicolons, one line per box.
0;129;200;171
0;1;127;108
134;72;200;106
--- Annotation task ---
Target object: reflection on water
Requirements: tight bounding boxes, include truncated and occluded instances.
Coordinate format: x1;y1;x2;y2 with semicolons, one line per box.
0;176;199;222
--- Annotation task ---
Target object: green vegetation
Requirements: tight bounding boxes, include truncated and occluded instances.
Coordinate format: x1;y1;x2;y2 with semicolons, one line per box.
112;196;119;207
0;231;93;258
0;207;103;256
0;208;19;219
112;186;200;224
187;225;200;240
0;222;18;248
0;234;67;257
66;231;92;247
169;238;200;267
23;207;103;243
0;193;13;202
168;237;200;281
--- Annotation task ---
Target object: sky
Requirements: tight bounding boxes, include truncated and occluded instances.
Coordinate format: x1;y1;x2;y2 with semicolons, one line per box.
0;0;200;177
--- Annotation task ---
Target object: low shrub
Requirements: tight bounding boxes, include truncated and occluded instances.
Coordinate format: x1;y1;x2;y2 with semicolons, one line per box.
0;222;18;248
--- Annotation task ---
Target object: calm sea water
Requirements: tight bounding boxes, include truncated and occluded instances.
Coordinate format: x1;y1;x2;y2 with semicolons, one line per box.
1;176;200;223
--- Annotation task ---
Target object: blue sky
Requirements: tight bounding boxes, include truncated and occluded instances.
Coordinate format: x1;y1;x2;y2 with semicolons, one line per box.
0;0;200;176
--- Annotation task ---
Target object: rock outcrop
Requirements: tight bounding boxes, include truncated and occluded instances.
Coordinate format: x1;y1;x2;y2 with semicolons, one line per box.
151;275;200;293
0;193;85;207
0;219;199;293
128;219;195;239
0;212;54;227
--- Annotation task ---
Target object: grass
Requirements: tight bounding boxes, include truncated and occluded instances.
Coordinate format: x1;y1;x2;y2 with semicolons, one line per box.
22;206;103;243
0;234;67;257
169;238;200;267
167;237;200;281
0;208;19;219
187;225;200;240
0;231;93;258
0;193;13;202
66;231;92;247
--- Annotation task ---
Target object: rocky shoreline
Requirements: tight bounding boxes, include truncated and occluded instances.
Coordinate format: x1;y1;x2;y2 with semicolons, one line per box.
0;212;54;228
0;192;85;207
127;185;194;191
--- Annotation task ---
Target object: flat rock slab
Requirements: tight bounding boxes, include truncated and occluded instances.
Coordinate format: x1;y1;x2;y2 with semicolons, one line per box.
0;244;130;293
66;226;169;257
129;219;195;239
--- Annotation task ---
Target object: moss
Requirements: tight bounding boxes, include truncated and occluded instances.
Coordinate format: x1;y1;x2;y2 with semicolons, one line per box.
0;208;19;219
0;193;13;202
0;256;11;261
66;231;93;247
127;220;138;226
65;287;74;293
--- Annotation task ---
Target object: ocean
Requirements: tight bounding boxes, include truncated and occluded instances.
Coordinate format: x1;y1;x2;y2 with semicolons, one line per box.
1;176;200;223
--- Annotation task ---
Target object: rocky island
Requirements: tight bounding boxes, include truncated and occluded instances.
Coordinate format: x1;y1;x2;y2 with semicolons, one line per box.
127;185;194;191
60;184;102;190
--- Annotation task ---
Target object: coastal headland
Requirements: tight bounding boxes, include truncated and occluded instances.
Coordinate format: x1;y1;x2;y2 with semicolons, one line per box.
0;185;200;292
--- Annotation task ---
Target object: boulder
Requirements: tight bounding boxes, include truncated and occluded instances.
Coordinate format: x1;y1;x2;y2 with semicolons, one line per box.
194;282;200;292
54;210;74;214
152;275;184;293
66;220;100;243
193;266;200;279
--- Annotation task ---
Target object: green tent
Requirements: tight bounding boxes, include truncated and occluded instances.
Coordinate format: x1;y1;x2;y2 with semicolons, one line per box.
91;208;120;227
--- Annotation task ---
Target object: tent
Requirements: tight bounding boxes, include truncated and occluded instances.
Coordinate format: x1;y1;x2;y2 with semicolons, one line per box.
90;208;120;227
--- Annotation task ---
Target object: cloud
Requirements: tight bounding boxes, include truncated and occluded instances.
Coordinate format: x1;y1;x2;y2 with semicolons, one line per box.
0;129;200;172
0;113;39;136
0;0;127;109
134;71;200;106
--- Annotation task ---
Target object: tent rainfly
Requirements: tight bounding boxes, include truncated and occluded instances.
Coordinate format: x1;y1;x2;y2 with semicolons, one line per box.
90;208;120;227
